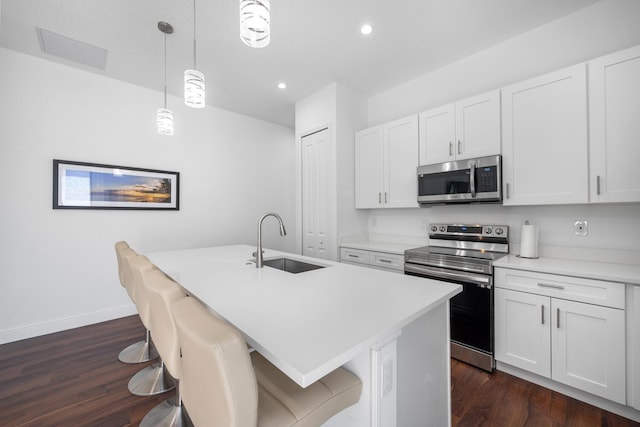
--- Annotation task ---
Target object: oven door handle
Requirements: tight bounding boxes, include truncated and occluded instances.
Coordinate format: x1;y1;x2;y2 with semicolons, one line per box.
404;264;491;287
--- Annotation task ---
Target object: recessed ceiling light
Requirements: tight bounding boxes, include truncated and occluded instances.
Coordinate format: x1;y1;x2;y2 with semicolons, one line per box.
360;24;373;35
277;82;287;89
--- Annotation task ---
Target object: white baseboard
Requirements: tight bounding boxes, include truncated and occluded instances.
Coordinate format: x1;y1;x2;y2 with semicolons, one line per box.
496;361;640;423
0;304;138;345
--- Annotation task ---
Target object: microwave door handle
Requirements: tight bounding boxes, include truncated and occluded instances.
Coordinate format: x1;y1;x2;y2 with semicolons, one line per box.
470;162;476;198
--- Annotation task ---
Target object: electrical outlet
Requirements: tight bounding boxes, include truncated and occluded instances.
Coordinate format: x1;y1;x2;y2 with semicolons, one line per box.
574;220;588;236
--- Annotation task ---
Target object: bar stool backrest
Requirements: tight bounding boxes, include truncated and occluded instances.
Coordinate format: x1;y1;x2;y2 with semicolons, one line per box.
172;297;259;427
128;255;156;331
142;268;187;380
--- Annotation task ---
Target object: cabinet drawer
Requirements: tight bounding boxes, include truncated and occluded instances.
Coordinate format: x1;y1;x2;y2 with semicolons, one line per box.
340;248;370;265
495;268;625;309
370;252;404;271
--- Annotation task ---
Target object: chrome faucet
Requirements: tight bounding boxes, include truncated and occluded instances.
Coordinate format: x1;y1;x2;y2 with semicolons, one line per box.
255;213;287;268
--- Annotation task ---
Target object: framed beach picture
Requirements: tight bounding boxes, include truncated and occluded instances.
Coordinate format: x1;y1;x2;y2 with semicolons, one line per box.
53;159;179;210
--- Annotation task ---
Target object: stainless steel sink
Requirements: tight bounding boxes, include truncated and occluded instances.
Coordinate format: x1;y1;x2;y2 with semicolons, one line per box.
263;257;326;274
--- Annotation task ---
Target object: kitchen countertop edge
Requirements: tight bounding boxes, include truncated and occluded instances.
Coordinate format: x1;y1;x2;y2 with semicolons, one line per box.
494;254;640;285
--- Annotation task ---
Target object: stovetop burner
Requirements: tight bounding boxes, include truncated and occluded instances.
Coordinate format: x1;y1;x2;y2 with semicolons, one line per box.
405;223;510;275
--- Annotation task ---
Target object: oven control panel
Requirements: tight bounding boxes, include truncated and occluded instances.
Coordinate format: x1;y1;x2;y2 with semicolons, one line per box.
429;224;509;239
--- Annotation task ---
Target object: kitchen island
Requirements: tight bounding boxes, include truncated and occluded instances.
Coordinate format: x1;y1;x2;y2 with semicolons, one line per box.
147;244;461;427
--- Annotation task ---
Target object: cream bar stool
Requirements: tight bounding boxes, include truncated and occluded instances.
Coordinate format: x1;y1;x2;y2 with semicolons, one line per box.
139;268;188;427
171;297;362;427
127;254;176;396
114;242;157;364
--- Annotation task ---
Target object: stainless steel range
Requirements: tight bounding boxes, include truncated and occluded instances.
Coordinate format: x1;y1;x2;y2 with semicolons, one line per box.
404;223;509;372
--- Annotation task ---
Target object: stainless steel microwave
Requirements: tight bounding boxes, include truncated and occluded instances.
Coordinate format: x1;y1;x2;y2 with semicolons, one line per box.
417;155;502;205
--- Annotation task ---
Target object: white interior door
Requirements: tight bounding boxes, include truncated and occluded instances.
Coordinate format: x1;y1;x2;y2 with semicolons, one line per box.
301;128;331;260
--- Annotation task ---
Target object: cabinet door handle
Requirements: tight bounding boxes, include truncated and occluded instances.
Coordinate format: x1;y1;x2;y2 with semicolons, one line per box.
457;140;461;154
537;282;565;290
378;192;382;204
505;183;510;199
541;305;545;325
596;175;601;195
384;192;388;203
449;142;453;156
557;308;560;329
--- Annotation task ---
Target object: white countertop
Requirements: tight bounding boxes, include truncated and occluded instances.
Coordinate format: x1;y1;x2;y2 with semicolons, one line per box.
339;240;423;255
147;244;461;387
495;254;640;285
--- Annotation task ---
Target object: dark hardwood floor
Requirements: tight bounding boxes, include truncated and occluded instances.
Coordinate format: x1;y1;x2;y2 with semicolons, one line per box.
0;316;638;427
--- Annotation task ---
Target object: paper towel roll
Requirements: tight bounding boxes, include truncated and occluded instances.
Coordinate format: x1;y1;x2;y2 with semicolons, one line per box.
519;222;539;259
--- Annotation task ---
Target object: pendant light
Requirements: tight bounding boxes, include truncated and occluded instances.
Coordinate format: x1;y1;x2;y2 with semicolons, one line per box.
157;21;174;135
240;0;270;48
184;0;205;108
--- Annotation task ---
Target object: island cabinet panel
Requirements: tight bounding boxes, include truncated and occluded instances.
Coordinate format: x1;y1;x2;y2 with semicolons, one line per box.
355;115;418;209
495;267;626;404
418;90;500;166
501;64;589;206
589;44;640;203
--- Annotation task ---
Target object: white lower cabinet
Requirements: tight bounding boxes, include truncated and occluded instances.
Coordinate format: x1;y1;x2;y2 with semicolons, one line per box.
495;268;626;404
339;247;404;273
630;285;640;411
495;288;551;377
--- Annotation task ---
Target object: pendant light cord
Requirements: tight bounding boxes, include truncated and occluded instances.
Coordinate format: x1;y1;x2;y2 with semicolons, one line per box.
164;31;168;109
193;0;197;70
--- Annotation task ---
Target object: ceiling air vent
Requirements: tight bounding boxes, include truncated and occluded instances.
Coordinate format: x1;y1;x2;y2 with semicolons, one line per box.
36;27;108;70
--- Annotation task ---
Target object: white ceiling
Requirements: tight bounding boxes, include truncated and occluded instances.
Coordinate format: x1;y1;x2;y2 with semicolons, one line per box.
0;0;601;128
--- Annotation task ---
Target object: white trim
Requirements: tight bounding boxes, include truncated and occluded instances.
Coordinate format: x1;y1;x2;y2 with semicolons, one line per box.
496;361;640;423
0;304;137;345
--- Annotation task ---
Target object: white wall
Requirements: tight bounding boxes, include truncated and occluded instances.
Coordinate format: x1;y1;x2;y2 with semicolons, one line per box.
335;84;368;243
361;0;640;260
0;47;296;343
294;83;368;259
368;0;640;126
368;204;640;261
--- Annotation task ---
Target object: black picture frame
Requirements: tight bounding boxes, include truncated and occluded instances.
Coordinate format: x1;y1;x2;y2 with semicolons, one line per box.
53;159;180;210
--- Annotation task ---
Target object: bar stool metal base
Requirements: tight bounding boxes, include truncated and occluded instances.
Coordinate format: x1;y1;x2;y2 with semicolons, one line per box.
128;361;175;396
118;339;158;364
118;329;158;364
140;396;186;427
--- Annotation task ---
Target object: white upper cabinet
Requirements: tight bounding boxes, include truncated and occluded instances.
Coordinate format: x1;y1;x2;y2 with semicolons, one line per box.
418;104;455;165
501;64;589;206
355;115;418;209
419;90;500;165
355;125;385;208
588;45;640;203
